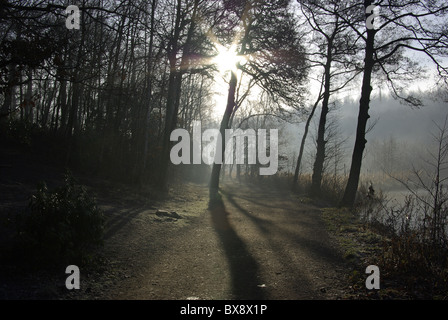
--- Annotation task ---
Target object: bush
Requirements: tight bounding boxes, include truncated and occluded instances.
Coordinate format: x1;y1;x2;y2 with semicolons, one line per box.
18;173;104;266
354;184;448;297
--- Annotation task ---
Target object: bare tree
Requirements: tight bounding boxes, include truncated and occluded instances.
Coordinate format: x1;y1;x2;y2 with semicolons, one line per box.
294;0;362;196
340;0;448;207
292;75;324;189
209;0;308;200
390;115;448;247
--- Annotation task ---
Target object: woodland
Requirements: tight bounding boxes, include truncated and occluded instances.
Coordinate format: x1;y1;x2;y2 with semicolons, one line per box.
1;0;448;301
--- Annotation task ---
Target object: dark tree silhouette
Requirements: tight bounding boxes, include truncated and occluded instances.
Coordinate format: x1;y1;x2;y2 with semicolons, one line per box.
209;0;308;200
340;0;448;207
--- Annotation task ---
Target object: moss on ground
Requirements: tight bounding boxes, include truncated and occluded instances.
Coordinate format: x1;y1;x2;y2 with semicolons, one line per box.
321;207;392;299
322;206;448;299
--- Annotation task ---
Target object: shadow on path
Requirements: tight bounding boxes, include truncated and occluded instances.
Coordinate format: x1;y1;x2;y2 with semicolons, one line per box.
209;199;265;300
216;183;347;299
103;206;146;240
225;190;343;265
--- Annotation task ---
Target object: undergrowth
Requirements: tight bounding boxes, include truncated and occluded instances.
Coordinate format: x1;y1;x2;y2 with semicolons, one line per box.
322;186;448;299
15;172;104;268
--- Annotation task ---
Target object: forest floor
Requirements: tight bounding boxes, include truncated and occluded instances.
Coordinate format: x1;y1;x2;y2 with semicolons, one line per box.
88;180;350;300
0;142;355;300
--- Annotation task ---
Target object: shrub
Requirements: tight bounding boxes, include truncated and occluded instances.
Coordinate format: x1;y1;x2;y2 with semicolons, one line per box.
18;173;104;266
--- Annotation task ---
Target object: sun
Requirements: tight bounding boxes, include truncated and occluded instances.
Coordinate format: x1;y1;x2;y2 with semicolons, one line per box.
213;44;243;74
211;43;249;118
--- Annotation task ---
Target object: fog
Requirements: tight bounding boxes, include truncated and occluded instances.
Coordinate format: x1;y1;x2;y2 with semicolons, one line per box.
280;89;448;197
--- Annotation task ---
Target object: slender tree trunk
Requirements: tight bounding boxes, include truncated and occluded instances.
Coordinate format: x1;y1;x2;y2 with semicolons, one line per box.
340;9;376;207
55;48;68;132
66;79;80;138
210;71;238;199
1;63;17;118
310;40;333;196
24;69;33;123
56;76;67;132
42;78;55;128
140;0;157;184
158;0;199;189
292;78;324;189
158;62;180;188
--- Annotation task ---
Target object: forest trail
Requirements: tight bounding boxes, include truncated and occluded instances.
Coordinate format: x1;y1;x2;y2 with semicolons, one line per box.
0;144;348;300
93;181;349;300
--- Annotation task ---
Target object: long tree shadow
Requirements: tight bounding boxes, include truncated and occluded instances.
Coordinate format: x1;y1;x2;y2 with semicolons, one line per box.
209;198;265;300
223;189;344;267
103;206;146;240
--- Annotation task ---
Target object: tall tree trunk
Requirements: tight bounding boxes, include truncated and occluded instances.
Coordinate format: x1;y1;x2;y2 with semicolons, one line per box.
57;77;67;132
157;0;183;189
55;48;68;132
158;0;199;189
158;63;180;188
41;78;55;128
292;86;323;189
310;39;333;196
66;79;80;139
140;0;157;184
340;5;376;207
24;69;33;123
0;63;17;118
209;71;238;199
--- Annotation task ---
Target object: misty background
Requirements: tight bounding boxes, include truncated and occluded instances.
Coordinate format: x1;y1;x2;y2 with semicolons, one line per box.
278;88;447;199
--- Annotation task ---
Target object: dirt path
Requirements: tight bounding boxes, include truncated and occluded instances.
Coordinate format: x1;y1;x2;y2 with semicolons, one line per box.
85;181;349;300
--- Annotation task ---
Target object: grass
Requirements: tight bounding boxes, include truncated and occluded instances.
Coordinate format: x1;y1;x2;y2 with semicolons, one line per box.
322;208;382;263
322;207;406;299
322;204;448;299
